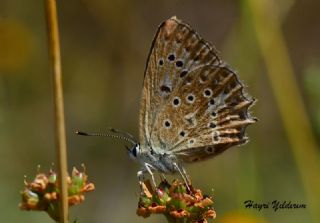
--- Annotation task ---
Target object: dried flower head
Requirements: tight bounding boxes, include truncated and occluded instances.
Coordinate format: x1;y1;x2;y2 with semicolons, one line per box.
137;179;216;223
19;165;95;221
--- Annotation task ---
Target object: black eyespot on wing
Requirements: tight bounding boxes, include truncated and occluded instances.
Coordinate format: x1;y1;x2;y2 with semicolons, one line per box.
159;59;164;66
168;54;175;61
209;123;216;128
179;131;185;137
165;121;171;127
176;60;183;67
204;89;212;97
173;98;180;106
209;99;215;105
187;94;195;102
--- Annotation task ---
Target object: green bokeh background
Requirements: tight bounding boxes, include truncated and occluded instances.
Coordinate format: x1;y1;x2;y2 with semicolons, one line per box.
1;0;319;222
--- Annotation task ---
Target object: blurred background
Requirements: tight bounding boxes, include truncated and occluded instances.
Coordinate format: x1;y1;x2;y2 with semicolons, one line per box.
1;0;320;222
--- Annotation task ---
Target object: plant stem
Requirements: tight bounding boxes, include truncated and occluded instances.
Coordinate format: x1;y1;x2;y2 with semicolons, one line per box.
44;0;69;222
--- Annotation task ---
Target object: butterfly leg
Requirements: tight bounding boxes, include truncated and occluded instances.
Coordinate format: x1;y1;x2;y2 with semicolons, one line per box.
137;165;156;188
181;166;191;185
173;162;191;192
137;170;146;190
144;163;157;187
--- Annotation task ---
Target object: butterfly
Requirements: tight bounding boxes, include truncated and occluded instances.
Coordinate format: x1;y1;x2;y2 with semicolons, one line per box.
77;16;256;189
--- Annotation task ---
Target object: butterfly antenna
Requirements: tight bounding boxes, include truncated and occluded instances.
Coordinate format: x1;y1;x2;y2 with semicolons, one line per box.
108;128;138;142
76;131;136;145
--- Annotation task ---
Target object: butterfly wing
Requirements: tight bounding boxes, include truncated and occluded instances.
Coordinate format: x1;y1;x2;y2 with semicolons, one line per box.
139;16;221;149
139;17;256;161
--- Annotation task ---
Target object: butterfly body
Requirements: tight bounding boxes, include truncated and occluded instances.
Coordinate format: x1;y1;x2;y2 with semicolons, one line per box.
129;143;179;174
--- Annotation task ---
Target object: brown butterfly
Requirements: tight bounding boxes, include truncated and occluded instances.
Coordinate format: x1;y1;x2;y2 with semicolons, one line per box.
78;16;256;189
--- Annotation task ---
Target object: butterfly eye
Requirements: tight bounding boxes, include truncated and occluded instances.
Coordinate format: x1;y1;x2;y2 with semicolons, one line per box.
131;144;140;158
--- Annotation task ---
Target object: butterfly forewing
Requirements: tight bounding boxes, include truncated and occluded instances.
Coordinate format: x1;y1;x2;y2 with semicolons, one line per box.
139;17;221;147
139;16;256;162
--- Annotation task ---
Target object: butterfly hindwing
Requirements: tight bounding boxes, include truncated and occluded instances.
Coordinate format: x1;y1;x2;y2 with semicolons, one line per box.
170;65;256;162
